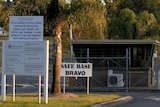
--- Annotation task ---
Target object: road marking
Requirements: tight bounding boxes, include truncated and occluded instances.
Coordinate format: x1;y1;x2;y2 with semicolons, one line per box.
144;96;160;101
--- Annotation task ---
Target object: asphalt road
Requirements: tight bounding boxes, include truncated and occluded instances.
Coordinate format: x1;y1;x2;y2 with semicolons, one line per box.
0;75;53;94
113;92;160;107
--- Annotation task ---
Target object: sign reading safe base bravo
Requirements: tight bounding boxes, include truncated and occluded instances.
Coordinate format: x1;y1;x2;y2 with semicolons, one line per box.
61;63;92;77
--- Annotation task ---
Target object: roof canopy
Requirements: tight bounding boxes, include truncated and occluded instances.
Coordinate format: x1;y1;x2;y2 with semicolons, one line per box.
70;40;160;46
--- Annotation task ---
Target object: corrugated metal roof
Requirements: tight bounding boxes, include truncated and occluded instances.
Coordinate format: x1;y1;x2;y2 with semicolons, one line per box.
70;40;160;46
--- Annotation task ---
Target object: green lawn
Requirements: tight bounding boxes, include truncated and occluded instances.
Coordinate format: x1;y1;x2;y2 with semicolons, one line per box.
0;94;121;107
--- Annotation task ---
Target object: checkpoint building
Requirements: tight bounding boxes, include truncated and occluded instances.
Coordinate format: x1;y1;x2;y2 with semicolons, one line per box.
66;40;160;91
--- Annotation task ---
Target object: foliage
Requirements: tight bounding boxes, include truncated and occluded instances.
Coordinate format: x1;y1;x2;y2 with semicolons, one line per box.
53;0;107;54
118;0;147;14
0;0;51;32
0;0;107;40
108;8;136;39
0;0;108;94
0;0;14;31
1;0;160;40
67;0;107;39
136;11;157;39
107;0;160;39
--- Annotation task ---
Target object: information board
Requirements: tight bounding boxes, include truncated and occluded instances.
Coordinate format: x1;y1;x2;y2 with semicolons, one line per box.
9;16;43;41
2;41;49;76
2;16;48;104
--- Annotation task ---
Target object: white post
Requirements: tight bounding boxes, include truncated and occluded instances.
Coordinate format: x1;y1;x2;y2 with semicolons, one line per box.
12;74;15;102
38;75;41;103
44;73;48;104
43;40;49;104
87;77;90;94
63;77;66;93
2;41;6;102
2;74;6;102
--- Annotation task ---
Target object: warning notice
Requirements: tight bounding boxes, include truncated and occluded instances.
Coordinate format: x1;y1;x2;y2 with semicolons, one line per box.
9;16;43;41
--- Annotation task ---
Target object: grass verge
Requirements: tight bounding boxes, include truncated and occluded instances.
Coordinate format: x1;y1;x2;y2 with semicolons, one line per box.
0;94;121;107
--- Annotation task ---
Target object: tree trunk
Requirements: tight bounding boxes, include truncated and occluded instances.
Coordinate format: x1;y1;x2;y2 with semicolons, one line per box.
53;25;62;94
51;36;57;94
51;62;55;93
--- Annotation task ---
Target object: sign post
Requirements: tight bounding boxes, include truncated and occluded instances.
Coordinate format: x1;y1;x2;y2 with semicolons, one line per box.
38;75;41;103
1;73;6;102
61;63;92;94
63;77;66;93
87;77;90;94
12;74;15;102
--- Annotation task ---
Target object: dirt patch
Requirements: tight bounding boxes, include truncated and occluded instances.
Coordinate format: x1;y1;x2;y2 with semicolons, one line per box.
49;93;78;98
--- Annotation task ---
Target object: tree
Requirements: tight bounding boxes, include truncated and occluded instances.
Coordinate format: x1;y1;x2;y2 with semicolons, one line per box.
107;0;160;39
105;0;119;38
0;0;108;94
52;21;63;94
50;0;108;94
118;0;147;14
0;0;51;31
118;8;136;39
47;0;62;94
67;0;107;39
108;8;136;39
0;0;14;31
47;0;59;20
136;11;157;39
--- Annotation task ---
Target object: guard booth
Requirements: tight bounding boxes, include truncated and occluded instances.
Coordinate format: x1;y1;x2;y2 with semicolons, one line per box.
68;40;160;91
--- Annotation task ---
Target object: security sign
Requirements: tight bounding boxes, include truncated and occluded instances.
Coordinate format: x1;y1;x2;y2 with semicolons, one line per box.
61;63;92;77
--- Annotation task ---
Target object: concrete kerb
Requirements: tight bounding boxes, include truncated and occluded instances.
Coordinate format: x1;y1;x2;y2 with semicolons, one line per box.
91;95;133;107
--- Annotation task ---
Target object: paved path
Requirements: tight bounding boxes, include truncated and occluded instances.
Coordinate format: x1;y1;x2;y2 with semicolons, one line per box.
111;92;160;107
